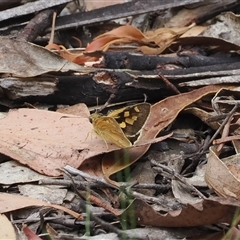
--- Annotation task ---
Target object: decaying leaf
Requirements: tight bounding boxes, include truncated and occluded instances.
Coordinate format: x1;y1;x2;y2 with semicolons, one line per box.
0;160;49;185
18;184;67;205
205;147;240;200
0;193;82;219
0;36;88;77
124;197;240;227
49;24;198;64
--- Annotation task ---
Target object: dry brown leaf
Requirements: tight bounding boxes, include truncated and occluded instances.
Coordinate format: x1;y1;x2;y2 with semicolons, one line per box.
184;107;220;130
139;26;191;55
85;25;191;57
94;25;146;42
180;26;206;37
124;197;240;227
0;106;170;179
45;43;95;65
102;85;233;185
85;26;146;55
0;193;82;219
205;147;240;200
0;37;86;77
171;36;240;53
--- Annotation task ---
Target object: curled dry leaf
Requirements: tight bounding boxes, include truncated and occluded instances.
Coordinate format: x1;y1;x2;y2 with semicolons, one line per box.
52;25;197;65
45;43;95;64
87;25;191;56
205;147;240;200
139;26;192;55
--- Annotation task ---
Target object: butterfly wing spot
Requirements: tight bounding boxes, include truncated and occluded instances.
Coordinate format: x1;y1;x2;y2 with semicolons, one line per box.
125;117;136;125
134;106;140;112
123;111;130;117
119;122;126;128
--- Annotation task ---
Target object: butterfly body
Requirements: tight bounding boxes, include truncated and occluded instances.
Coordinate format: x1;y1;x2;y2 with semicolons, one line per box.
90;103;151;148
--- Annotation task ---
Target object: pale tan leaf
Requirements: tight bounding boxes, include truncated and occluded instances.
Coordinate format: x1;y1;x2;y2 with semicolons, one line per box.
0;214;16;240
0;107;120;176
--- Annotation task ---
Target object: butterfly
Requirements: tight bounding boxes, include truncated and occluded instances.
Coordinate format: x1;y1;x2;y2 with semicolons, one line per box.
89;103;151;148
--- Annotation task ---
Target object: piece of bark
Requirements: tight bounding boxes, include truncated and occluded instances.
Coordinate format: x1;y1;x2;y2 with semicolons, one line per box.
0;0;72;23
101;52;240;70
1;58;240;107
0;0;72;37
0;0;21;11
51;0;204;32
0;71;165;106
195;0;240;25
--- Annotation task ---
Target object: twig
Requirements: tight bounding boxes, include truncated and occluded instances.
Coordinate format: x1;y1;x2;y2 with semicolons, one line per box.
39;178;108;189
122;187;181;211
17;9;54;41
183;104;239;173
151;160;206;199
207;104;239;151
64;165;115;188
158;73;180;94
62;169;131;240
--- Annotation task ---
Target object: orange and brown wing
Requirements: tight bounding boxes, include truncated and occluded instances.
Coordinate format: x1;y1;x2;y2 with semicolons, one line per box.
92;116;132;148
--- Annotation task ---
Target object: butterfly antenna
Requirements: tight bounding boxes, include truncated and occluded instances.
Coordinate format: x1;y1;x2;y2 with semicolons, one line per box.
97;93;116;112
